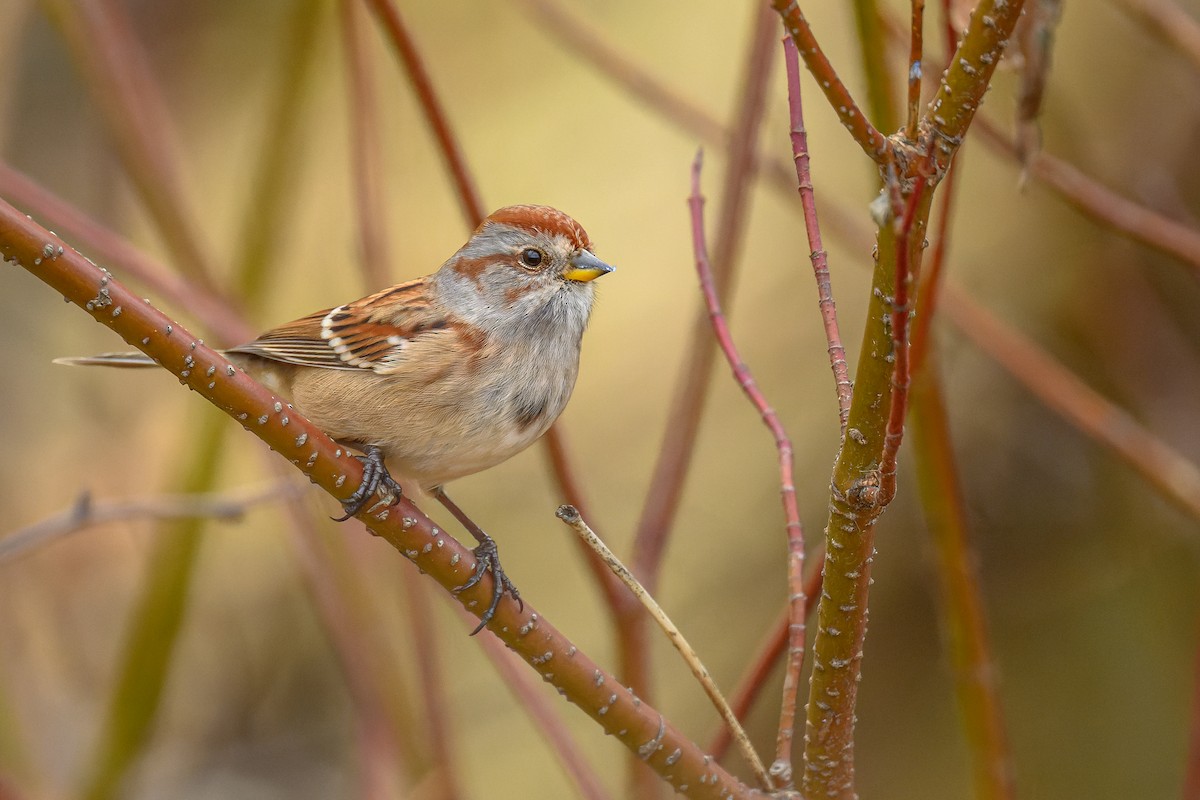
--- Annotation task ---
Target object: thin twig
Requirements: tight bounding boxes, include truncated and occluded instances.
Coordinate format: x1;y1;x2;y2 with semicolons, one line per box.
771;0;890;161
631;0;778;598
555;505;772;791
942;285;1200;521
1111;0;1200;74
510;0;726;147
0;161;249;343
362;0;485;227
364;0;622;649
279;478;414;799
40;0;223;295
0;484;293;564
783;38;852;432
340;0;393;289
906;0;925;140
974;117;1200;279
876;171;928;505
908;156;1016;800
706;546;825;762
687;152;805;788
401;579;463;800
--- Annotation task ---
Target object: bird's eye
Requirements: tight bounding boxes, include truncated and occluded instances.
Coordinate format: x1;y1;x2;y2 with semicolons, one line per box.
519;248;544;269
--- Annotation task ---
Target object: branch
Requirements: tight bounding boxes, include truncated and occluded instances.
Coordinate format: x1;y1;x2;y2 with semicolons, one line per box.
941;285;1200;521
40;0;223;296
772;0;890;161
557;505;771;791
362;0;485;227
0;484;293;564
631;0;779;599
0;201;760;799
974;118;1200;279
783;38;852;432
687;154;805;789
340;0;394;288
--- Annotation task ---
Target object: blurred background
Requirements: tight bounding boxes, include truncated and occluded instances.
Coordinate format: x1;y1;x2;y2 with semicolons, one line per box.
1;1;1199;798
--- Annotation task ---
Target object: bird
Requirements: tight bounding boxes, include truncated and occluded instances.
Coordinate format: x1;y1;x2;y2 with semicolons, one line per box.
58;204;614;630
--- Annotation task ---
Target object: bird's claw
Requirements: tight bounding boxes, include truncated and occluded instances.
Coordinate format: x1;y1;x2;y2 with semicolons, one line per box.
454;535;522;635
333;445;402;521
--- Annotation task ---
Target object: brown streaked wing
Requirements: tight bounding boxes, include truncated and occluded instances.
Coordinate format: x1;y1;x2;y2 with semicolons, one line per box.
227;278;451;373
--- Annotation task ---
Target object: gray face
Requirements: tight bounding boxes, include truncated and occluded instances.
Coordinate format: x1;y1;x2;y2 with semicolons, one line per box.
432;222;599;344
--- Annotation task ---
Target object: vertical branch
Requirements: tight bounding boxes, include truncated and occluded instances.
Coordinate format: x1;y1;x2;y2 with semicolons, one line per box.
906;0;925;140
907;159;1016;800
705;552;824;762
687;153;805;789
339;0;394;288
783;38;852;432
851;0;900;131
362;0;485;227
875;172;928;505
40;0;223;295
631;0;778;597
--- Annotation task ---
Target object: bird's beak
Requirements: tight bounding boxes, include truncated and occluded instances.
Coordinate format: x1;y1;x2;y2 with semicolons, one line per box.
562;250;615;283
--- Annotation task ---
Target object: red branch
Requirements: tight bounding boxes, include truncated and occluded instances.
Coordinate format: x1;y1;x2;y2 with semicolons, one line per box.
782;38;851;432
362;0;486;227
771;0;890;162
907;0;926;140
706;549;825;762
688;152;806;788
877;171;929;504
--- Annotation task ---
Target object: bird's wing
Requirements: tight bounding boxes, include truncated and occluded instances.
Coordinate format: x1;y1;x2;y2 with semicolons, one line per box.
227;279;458;374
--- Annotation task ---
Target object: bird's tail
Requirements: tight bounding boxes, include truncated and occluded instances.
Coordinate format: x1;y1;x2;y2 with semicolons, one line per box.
53;352;157;368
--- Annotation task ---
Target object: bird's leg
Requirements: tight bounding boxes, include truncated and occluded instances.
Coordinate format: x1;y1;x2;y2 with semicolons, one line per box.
433;486;521;634
333;444;403;521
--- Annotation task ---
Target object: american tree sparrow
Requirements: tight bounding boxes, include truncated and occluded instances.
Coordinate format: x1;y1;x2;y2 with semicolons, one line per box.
60;205;614;630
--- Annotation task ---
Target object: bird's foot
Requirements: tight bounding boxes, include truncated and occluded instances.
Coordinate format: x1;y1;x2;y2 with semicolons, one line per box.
333;445;402;521
453;533;522;635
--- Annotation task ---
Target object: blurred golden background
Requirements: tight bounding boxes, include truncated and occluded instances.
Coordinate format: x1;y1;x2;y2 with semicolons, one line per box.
1;1;1199;798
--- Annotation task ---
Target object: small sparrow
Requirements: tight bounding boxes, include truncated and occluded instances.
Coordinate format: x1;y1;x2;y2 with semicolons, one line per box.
61;205;614;630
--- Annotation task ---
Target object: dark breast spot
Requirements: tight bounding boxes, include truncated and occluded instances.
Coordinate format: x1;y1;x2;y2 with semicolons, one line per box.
512;395;550;431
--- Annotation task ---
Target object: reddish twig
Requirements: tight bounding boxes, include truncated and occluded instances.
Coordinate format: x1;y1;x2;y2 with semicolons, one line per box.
362;0;486;227
40;0;222;296
876;170;929;505
510;0;727;147
706;547;825;762
771;0;890;161
783;38;852;433
688;152;806;789
401;579;462;800
631;0;778;598
362;0;623;655
906;0;926;140
1112;0;1200;74
340;0;394;288
2;164;248;343
942;285;1200;520
908;155;1016;799
974;118;1200;279
280;482;414;798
